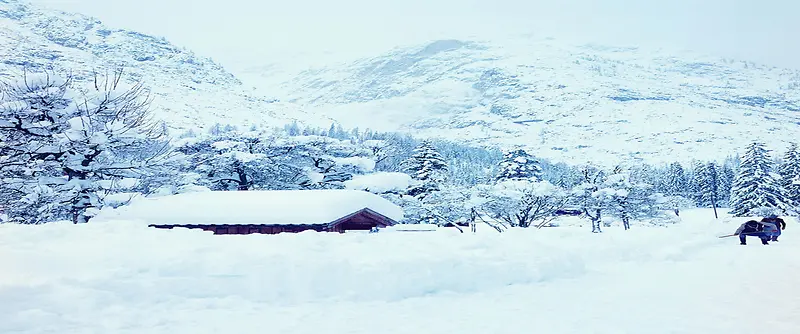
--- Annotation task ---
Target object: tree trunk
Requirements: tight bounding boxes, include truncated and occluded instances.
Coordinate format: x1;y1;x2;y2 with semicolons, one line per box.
64;166;92;224
585;208;602;233
234;164;250;191
711;195;719;219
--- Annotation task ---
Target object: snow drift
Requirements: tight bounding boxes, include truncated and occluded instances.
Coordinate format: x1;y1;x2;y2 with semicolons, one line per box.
1;209;799;334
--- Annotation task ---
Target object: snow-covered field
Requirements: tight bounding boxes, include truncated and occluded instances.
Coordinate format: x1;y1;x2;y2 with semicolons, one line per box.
1;209;798;334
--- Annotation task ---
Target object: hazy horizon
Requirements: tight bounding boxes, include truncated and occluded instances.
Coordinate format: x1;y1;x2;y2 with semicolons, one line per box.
25;0;800;71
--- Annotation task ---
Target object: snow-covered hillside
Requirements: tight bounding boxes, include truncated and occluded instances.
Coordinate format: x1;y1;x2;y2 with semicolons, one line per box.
1;209;799;333
0;0;331;133
241;38;800;165
5;0;800;165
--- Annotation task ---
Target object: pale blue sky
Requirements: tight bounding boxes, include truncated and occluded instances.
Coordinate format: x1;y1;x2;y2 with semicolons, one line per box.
28;0;800;70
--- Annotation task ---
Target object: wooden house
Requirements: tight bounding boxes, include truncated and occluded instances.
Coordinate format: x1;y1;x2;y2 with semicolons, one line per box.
96;189;404;235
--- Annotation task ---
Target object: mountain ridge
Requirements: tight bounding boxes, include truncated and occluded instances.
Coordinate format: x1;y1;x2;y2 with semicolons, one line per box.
0;0;334;134
5;0;800;166
239;37;800;165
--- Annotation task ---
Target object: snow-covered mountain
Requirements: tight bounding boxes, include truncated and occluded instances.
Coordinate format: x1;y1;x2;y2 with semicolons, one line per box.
241;38;800;165
0;0;331;134
5;0;800;166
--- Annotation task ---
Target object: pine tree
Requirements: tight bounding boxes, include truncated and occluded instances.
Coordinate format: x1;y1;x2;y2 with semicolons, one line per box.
688;161;705;205
729;142;789;216
697;162;720;217
664;162;688;197
327;123;337;137
401;140;448;197
496;149;542;182
778;142;800;209
717;157;737;207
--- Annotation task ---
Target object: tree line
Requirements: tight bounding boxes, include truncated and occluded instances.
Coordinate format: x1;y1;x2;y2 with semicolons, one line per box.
1;68;798;230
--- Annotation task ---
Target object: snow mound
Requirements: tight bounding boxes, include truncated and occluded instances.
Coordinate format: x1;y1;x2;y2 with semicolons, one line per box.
0;220;586;306
384;223;439;232
92;189;404;225
344;172;413;193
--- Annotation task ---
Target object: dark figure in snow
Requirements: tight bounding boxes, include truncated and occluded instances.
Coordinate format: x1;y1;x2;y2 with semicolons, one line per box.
760;215;786;242
734;220;778;245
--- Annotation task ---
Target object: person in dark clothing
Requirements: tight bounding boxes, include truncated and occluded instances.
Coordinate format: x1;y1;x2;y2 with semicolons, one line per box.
760;215;786;241
734;220;778;245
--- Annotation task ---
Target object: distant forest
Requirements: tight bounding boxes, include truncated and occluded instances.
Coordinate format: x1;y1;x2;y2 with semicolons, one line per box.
2;69;799;230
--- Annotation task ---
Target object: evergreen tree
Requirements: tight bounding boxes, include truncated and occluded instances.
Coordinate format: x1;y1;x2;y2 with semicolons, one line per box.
688;161;704;205
717;157;737;207
697;162;720;217
496;149;542;182
664;162;688;196
699;162;719;206
284;121;301;136
778;142;800;209
327;123;337;137
401;140;448;197
729;142;789;216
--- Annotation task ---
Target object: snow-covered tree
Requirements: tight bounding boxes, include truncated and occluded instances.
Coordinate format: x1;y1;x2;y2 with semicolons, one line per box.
0;69;170;223
687;161;705;205
778;142;800;210
178;131;378;191
729;142;790;216
417;185;473;227
496;149;542;181
435;140;501;186
541;161;582;189
696;162;721;217
177;131;284;191
717;158;736;207
401;140;448;197
571;165;612;233
602;166;660;230
664;162;688;197
474;179;568;228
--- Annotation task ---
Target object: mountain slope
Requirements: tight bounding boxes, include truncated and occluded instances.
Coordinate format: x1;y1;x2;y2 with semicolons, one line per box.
0;0;330;133
243;37;800;165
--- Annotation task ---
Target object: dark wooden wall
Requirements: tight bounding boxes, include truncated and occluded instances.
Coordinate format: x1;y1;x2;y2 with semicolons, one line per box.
148;208;399;235
149;224;327;235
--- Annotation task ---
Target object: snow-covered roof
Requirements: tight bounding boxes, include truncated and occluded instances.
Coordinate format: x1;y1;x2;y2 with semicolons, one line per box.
94;190;404;226
344;172;413;194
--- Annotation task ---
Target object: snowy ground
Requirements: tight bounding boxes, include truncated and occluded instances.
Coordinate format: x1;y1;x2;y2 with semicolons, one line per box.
1;209;799;334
